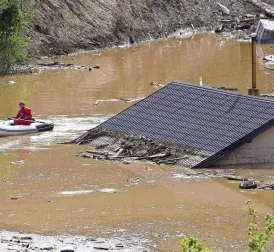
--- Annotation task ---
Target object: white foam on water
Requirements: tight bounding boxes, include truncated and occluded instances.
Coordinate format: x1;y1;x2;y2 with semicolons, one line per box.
0;139;20;150
0;115;110;151
58;190;93;195
172;173;207;179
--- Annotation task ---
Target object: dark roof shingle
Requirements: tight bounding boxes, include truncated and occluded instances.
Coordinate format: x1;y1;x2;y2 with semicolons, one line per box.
97;82;274;167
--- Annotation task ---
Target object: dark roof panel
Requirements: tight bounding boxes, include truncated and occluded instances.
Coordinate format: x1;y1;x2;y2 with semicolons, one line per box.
98;82;274;167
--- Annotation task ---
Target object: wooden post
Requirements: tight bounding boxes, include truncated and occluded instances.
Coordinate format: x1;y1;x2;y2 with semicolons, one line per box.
252;35;257;89
248;34;260;96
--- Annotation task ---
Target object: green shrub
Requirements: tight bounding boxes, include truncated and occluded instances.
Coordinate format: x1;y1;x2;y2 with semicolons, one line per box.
178;201;274;252
246;200;274;252
178;235;213;252
0;0;33;73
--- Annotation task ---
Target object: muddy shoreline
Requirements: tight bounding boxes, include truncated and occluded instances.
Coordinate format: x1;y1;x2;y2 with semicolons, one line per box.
0;230;152;252
27;0;273;56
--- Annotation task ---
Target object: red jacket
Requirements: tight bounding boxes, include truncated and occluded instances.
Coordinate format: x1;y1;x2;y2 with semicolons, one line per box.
14;107;32;120
14;107;32;125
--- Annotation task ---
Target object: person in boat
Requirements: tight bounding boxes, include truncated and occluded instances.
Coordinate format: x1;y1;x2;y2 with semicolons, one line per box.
10;101;32;125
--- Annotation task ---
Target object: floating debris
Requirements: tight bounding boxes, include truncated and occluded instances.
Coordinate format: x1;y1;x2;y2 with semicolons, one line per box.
37;62;100;71
93;97;145;107
264;55;274;62
171;172;272;191
0;179;10;184
257;181;274;190
10;197;19;200
128;177;142;183
212;86;239;91
172;172;244;180
239;180;257;189
226;175;245;181
12;62;101;75
9;160;24;165
100;188;118;194
260;93;274;98
150;82;165;88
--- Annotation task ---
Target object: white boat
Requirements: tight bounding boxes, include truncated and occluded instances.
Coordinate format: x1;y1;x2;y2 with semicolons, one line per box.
0;120;54;137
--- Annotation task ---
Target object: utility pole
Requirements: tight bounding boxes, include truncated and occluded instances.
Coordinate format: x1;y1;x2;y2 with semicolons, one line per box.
248;33;260;96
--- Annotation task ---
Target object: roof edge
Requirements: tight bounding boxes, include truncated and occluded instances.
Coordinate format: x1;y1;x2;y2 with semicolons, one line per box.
193;119;274;168
75;83;173;144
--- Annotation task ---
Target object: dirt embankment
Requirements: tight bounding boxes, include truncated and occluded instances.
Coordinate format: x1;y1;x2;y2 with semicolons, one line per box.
27;0;273;56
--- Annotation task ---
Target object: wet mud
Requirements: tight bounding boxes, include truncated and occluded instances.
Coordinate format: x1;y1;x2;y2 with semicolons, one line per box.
28;0;269;56
0;231;151;252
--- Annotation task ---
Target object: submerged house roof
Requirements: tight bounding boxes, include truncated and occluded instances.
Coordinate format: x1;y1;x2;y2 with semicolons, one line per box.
80;82;274;168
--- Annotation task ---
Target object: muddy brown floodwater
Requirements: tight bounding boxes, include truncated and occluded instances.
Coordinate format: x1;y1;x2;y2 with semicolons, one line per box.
1;34;274;251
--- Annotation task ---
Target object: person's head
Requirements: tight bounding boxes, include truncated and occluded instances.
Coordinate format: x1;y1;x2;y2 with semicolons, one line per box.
19;101;25;109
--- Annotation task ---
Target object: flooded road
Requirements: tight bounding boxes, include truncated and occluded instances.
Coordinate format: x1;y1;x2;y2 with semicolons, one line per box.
1;34;274;251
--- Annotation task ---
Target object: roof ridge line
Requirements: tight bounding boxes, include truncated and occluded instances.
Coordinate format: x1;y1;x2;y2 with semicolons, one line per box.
171;81;274;104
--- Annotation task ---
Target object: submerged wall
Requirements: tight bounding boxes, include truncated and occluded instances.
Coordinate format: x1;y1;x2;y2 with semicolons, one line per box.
214;126;274;166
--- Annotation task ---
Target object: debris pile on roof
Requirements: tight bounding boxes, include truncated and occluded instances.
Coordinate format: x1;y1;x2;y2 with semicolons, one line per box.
75;128;210;166
75;82;274;168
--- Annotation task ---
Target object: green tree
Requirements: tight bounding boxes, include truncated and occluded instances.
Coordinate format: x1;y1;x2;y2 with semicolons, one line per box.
0;0;33;73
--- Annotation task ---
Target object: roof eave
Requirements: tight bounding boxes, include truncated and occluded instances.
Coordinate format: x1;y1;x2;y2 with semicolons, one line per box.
193;119;274;168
